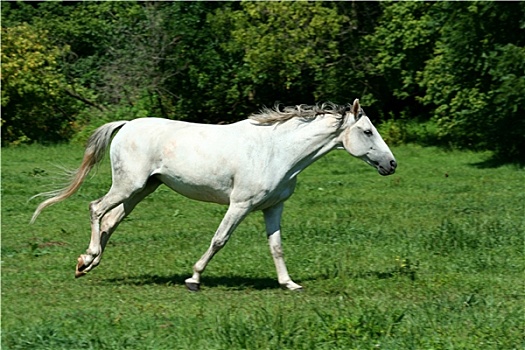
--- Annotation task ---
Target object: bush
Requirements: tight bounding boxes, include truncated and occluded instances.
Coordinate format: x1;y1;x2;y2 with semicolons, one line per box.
1;23;86;145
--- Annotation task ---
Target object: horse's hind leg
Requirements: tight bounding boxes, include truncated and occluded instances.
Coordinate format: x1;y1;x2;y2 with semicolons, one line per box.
78;178;162;275
76;177;160;277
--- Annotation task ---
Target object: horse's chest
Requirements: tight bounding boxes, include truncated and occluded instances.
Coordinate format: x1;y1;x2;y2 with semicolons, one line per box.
250;178;297;211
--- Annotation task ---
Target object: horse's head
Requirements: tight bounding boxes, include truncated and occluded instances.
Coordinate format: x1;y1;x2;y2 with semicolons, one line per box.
340;99;397;176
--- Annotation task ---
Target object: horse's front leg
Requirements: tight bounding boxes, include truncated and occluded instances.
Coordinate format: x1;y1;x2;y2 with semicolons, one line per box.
263;203;303;291
185;203;250;291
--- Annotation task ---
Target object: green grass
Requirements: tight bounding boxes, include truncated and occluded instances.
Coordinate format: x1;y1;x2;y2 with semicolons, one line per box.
2;143;524;349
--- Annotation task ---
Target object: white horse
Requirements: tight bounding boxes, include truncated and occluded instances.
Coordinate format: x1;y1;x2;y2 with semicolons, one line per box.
31;99;396;291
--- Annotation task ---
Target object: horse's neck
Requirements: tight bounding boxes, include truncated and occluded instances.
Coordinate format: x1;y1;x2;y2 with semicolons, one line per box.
269;117;341;177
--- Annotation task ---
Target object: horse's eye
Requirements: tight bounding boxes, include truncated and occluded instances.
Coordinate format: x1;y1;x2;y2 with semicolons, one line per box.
364;130;373;136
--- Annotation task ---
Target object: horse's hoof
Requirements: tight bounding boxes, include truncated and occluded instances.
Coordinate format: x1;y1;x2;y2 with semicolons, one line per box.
75;269;86;278
75;256;87;278
280;282;304;292
185;282;200;292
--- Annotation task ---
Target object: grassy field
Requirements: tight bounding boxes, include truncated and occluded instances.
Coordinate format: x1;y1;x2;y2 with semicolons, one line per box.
2;143;524;349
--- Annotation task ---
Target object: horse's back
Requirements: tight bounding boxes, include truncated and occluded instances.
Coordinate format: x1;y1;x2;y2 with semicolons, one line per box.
109;118;255;204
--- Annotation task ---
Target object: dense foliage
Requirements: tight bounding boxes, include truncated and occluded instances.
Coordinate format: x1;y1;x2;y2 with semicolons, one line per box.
2;1;524;159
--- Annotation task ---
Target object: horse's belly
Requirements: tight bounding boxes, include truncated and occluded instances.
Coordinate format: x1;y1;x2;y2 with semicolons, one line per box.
156;174;231;205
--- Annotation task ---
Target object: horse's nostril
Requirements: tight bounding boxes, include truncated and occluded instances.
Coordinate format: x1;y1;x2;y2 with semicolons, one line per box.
390;160;397;168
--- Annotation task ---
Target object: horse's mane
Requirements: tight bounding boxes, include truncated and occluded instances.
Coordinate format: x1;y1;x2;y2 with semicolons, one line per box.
249;102;348;125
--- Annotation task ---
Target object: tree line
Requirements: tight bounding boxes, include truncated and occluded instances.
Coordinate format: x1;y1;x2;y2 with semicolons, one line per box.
2;1;524;160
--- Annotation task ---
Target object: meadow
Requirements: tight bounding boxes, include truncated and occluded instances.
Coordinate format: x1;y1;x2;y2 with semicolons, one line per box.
2;143;524;349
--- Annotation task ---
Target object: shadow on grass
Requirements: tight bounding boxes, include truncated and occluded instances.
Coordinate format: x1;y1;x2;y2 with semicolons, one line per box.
101;267;415;290
470;157;525;169
102;273;283;290
469;150;525;169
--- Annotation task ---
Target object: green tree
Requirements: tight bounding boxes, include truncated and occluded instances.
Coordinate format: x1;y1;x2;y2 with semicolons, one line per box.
2;1;118;106
3;1;522;159
208;2;348;110
366;2;525;158
323;2;385;114
366;1;438;119
418;2;525;158
1;23;84;144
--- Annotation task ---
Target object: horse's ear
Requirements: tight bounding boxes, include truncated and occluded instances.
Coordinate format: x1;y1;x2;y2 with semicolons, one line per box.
352;99;360;119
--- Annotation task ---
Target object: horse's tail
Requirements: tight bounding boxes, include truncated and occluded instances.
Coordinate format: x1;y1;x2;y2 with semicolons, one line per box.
30;121;129;224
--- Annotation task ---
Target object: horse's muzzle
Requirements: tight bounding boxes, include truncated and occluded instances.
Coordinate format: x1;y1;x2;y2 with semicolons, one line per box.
378;159;397;176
